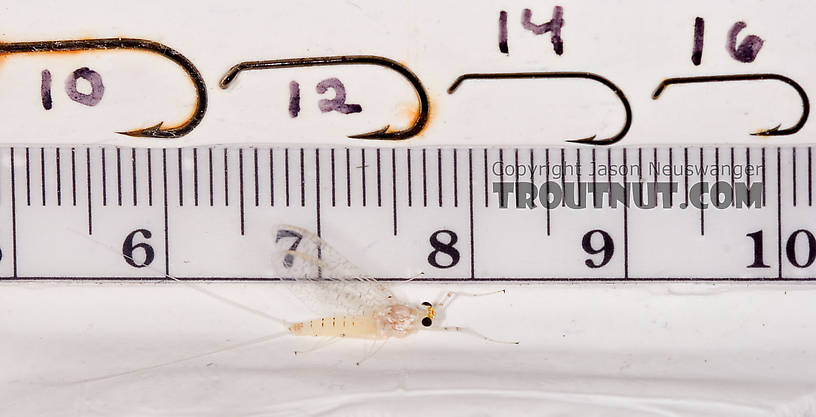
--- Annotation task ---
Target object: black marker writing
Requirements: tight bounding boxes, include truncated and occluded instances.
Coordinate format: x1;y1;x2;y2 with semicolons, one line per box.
316;77;361;114
521;6;564;55
65;67;104;106
40;69;52;110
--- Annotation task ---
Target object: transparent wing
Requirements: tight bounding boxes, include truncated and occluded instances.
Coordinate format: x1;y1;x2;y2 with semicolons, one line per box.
271;225;397;315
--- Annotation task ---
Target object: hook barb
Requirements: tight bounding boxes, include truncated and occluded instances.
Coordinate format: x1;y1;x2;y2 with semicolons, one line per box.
652;74;809;136
448;72;632;146
0;37;207;138
220;55;429;140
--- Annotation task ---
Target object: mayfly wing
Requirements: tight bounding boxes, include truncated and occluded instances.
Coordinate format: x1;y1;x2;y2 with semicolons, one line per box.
271;225;397;315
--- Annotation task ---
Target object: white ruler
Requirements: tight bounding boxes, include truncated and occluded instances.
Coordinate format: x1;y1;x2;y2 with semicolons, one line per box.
0;144;812;281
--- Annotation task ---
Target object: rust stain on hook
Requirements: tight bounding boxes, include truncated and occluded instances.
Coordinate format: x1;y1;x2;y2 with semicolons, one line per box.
219;55;429;140
448;72;632;146
652;74;809;136
0;37;207;138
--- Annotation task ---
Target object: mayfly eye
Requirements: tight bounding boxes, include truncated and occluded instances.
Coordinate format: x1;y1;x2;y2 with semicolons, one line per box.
421;317;432;327
421;302;432;307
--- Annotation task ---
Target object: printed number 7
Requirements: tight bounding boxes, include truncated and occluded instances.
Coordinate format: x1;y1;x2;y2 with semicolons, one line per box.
276;229;303;268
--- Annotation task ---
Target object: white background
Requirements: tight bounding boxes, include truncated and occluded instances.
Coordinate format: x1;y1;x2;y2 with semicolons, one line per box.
2;1;816;416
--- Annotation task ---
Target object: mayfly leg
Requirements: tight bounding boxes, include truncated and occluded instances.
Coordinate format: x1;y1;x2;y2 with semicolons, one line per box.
356;339;388;366
430;326;519;345
293;336;342;356
435;289;507;311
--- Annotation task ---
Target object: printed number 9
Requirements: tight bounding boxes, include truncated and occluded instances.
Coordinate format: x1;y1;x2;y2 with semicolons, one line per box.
582;229;614;268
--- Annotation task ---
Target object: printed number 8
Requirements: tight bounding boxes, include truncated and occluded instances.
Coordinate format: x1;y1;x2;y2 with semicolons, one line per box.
428;230;460;269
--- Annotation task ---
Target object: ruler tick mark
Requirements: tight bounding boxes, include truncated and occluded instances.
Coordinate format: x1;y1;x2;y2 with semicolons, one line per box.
85;148;92;234
714;147;720;203
193;148;199;206
668;148;673;207
499;149;504;208
253;148;259;207
700;148;705;236
148;148;154;207
622;147;629;278
40;148;46;206
438;148;443;207
483;149;488;208
576;148;582;208
101;148;107;206
468;148;474;279
391;148;397;235
777;147;782;279
345;148;350;207
376;148;382;207
315;149;322;240
25;148;30;206
591;148;597;208
514;149;519;208
560;149;565;208
809;147;813;207
131;148;137;206
56;148;62;206
177;148;183;207
330;148;335;207
116;147;122;206
407;149;413;207
762;148;767;206
10;148;17;277
684;148;689;207
454;149;459;208
224;148;229;207
239;148;245;235
71;148;77;206
730;147;735;205
300;148;305;207
422;149;428;207
361;148;367;207
269;148;275;207
792;147;798;207
545;148;550;235
162;149;170;277
207;148;213;207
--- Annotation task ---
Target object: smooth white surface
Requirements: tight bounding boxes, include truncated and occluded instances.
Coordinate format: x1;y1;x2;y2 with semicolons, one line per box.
3;282;816;416
2;1;816;416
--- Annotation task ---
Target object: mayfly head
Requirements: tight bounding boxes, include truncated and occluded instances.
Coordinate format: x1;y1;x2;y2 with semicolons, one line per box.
420;301;435;327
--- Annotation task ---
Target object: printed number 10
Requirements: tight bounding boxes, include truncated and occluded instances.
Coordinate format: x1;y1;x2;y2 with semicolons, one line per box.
747;230;816;269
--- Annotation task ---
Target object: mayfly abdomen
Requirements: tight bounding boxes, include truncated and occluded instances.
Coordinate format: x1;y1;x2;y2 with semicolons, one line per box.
288;315;380;338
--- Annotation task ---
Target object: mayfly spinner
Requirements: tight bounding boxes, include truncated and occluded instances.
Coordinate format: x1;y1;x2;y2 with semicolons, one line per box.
272;225;518;346
74;224;517;380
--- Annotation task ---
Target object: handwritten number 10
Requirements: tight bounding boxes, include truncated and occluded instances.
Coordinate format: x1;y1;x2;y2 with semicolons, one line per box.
41;67;104;110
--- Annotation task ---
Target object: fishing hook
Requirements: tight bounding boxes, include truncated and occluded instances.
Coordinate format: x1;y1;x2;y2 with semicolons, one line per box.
652;74;809;136
0;37;207;138
219;55;429;140
447;72;632;145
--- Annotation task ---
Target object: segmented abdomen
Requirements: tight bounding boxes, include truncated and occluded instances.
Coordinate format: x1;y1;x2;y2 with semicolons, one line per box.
288;315;380;338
